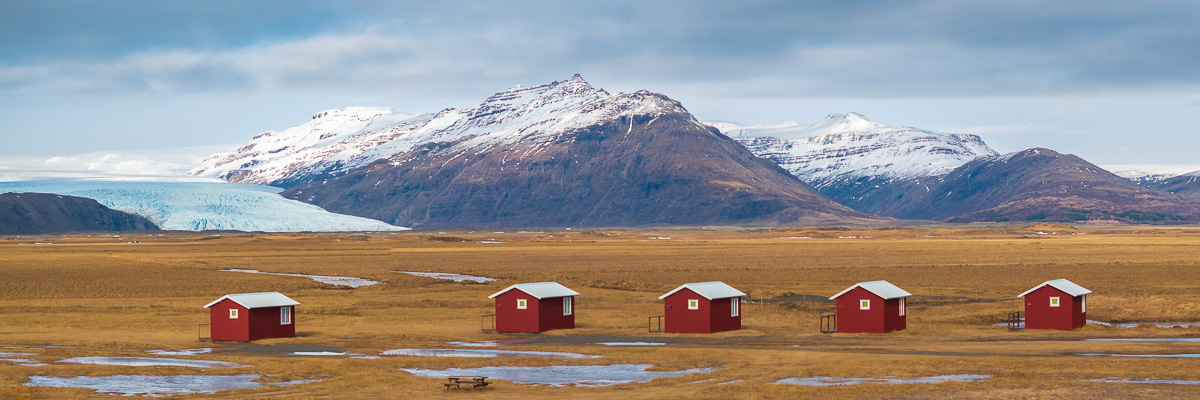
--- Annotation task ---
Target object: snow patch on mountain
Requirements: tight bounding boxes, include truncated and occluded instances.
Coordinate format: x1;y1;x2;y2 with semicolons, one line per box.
709;113;998;186
0;180;406;232
1106;165;1200;182
192;74;691;185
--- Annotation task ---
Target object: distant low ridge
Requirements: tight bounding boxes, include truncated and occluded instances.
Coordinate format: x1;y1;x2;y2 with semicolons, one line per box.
857;148;1200;223
0;192;158;234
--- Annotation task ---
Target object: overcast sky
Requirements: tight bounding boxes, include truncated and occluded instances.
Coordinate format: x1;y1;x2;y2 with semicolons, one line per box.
2;0;1198;170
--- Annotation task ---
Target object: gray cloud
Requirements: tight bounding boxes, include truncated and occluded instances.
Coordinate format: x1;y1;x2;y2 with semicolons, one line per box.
4;0;1199;101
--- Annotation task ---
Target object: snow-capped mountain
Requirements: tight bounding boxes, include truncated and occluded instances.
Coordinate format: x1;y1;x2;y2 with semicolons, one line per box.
192;74;688;186
0;180;407;232
198;75;878;228
1145;170;1200;201
710;112;998;187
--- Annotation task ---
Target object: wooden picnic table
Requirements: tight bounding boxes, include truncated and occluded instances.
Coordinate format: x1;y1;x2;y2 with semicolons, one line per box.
444;376;490;390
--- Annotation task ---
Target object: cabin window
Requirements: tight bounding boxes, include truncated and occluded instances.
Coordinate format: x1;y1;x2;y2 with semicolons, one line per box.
859;299;870;310
688;299;699;310
281;307;292;325
1050;297;1060;307
899;298;906;316
563;297;572;316
517;299;528;309
229;309;239;319
731;297;740;317
1081;295;1086;313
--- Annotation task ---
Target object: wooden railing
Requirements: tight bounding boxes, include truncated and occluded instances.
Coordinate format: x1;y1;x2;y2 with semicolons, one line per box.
198;323;211;341
481;314;495;332
819;314;837;333
648;315;664;333
1006;311;1024;329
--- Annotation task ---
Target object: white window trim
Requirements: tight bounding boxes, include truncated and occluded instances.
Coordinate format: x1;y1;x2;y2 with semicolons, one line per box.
859;299;870;310
517;299;528;310
563;297;572;316
899;298;906;316
1050;297;1060;307
731;297;739;317
229;309;239;319
688;299;699;310
1081;295;1086;313
281;307;292;325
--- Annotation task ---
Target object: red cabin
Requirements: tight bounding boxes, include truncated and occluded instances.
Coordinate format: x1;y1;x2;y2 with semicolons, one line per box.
488;282;579;333
203;292;299;342
1018;279;1091;330
658;281;746;334
829;280;911;333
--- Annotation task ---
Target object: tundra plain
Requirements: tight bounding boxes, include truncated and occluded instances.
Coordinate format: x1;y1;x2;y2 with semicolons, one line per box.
3;225;1200;398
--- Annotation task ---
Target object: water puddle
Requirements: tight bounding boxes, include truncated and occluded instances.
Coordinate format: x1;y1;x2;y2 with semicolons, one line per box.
400;364;717;387
774;374;990;386
1076;353;1200;358
289;352;346;356
1087;377;1200;385
719;380;744;385
222;268;379;288
395;271;497;283
596;342;666;346
690;379;718;384
25;374;317;397
60;356;246;368
146;348;213;355
381;348;600;359
1083;338;1200;343
0;353;44;366
1088;320;1200;328
447;341;500;347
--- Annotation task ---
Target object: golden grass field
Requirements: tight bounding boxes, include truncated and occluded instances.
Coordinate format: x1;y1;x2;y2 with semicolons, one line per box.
3;224;1200;398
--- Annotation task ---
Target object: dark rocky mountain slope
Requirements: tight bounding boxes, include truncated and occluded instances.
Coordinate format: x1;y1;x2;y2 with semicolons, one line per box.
0;192;159;234
855;148;1200;223
275;79;881;228
1146;172;1200;201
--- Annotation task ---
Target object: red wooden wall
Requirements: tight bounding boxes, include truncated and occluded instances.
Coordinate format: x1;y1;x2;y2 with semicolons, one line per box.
663;288;741;334
493;290;574;333
209;300;250;341
1024;286;1086;330
834;287;906;333
208;299;295;341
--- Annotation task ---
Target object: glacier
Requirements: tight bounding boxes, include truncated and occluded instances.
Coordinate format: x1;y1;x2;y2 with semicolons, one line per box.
0;179;407;232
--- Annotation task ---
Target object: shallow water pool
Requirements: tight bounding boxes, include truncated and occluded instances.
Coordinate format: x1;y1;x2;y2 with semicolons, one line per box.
774;374;990;386
382;348;600;359
25;374;317;397
400;364;717;387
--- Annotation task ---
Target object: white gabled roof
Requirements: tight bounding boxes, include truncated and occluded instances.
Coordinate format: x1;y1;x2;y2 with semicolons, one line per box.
829;280;912;300
204;292;300;309
488;282;579;299
1018;279;1091;298
658;281;746;300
